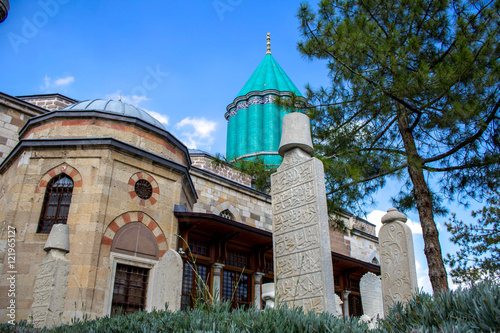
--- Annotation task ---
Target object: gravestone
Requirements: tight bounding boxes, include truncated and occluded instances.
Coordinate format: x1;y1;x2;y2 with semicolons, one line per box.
271;112;338;315
379;208;418;315
261;282;275;309
30;224;71;328
359;272;384;319
151;249;183;311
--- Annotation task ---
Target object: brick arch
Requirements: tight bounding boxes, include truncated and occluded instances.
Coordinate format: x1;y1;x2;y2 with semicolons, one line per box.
101;212;168;258
128;171;160;207
213;201;241;222
36;163;82;193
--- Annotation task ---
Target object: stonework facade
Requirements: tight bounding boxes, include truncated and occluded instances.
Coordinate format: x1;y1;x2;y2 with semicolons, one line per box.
0;92;384;325
17;94;78;112
190;152;272;232
0;93;46;164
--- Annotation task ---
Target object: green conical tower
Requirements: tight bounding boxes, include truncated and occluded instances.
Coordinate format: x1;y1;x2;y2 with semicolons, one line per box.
225;33;306;165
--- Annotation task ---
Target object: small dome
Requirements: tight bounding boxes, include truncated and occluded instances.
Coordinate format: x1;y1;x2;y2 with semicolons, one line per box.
62;99;165;130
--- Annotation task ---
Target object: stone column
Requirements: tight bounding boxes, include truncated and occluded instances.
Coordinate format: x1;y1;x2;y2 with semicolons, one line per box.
271;112;339;315
253;272;265;309
151;249;183;311
212;263;224;302
379;208;418;315
30;224;71;328
342;290;350;317
360;272;384;319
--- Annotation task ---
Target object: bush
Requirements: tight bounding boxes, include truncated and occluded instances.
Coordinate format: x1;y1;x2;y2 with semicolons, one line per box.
379;282;500;332
1;283;498;332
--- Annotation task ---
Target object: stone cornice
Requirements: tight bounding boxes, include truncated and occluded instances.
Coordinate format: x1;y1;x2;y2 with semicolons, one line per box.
18;110;192;167
0;137;198;200
0;92;48;117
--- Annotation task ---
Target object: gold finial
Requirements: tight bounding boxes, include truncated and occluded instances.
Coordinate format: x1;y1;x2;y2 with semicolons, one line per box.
266;32;271;54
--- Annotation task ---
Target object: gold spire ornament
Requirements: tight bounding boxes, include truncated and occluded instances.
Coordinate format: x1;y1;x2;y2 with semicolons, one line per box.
266;32;271;54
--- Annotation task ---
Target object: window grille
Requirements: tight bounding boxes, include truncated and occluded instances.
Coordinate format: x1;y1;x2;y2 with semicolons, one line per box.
187;238;210;257
134;179;152;200
181;262;209;310
264;256;273;274
219;209;234;220
225;249;248;269
348;293;363;317
222;270;250;309
111;264;149;315
37;174;74;233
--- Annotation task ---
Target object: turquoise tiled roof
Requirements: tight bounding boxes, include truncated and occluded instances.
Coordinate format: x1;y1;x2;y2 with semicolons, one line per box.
237;54;303;97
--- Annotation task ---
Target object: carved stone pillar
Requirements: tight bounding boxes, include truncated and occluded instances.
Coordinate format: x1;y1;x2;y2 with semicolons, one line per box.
379;208;418;315
271;112;338;315
212;263;224;301
30;224;71;328
253;272;265;308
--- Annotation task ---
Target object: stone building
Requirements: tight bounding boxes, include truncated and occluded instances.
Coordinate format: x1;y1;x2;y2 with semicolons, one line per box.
0;45;381;324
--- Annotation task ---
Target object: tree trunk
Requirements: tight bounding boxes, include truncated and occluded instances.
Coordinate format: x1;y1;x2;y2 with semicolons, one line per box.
396;107;449;293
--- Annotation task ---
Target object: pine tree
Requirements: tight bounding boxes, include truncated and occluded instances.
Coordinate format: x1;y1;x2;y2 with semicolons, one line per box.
446;192;500;285
295;0;500;292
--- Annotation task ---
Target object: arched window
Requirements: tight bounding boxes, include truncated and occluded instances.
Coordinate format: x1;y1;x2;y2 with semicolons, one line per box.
37;174;74;233
219;209;234;220
110;223;159;315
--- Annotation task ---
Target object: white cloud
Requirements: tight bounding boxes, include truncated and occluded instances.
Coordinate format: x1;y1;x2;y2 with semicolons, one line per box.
41;75;74;90
366;210;385;236
175;117;217;150
407;219;423;234
366;209;423;236
54;76;74;86
105;91;149;106
145;110;169;126
416;259;433;293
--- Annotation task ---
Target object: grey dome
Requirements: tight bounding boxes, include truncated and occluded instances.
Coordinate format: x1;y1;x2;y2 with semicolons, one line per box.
0;0;10;23
62;99;165;130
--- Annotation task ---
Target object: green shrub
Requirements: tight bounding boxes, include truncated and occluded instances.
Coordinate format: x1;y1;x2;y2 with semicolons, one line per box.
379;282;500;332
1;282;498;332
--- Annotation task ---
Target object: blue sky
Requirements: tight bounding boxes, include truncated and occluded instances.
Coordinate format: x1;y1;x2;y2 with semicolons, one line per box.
1;0;484;293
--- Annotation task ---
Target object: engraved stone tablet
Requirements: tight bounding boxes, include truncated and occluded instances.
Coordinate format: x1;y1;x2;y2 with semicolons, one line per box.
360;272;384;319
31;224;71;328
151;249;183;311
271;112;338;315
30;250;70;328
379;208;418;315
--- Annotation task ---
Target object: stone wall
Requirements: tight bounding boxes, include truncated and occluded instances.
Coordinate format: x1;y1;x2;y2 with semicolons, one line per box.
190;154;252;187
190;167;272;232
0;94;46;164
0;143;193;322
19;95;76;112
22;118;188;166
329;214;379;263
